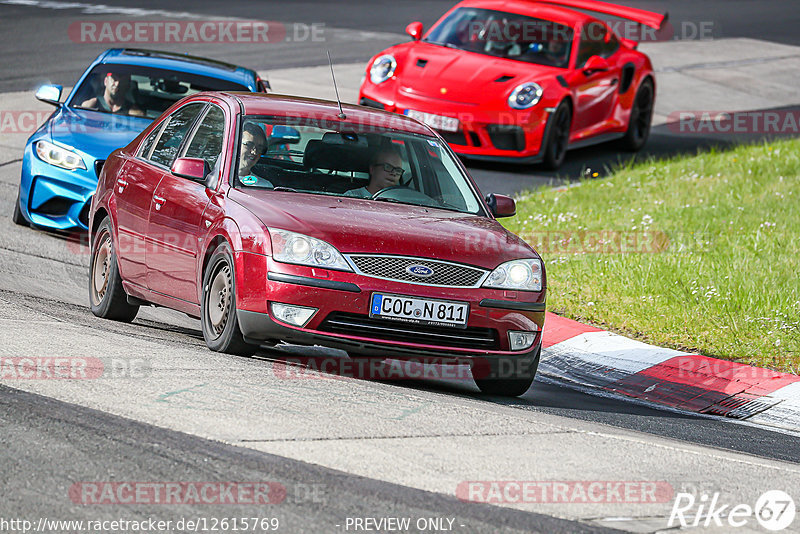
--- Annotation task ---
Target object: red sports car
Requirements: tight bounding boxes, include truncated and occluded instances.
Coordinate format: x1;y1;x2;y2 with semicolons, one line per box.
88;92;546;396
358;0;666;169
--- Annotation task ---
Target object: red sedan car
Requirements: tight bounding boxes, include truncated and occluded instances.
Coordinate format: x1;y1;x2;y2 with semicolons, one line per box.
88;92;545;396
358;0;666;169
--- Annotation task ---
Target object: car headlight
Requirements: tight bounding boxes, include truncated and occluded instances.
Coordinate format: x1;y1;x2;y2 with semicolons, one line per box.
34;140;86;170
483;259;543;291
269;228;352;271
508;82;543;110
369;54;397;84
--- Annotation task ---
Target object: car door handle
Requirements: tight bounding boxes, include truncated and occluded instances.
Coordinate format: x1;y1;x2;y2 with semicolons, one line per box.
153;195;166;211
116;178;129;193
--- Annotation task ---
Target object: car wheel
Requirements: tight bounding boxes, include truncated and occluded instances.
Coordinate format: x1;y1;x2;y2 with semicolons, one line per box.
89;216;139;322
201;242;257;355
473;344;540;397
619;79;654;151
12;189;29;227
541;102;571;170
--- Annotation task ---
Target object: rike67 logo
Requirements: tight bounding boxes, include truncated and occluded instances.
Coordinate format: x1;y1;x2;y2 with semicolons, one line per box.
669;490;796;531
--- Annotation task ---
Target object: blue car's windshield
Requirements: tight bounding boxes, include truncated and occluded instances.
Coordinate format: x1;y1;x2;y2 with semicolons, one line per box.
69;64;249;119
424;7;574;69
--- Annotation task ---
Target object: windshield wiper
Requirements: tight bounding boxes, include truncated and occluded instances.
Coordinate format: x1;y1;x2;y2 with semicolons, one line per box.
423;39;462;50
272;187;299;193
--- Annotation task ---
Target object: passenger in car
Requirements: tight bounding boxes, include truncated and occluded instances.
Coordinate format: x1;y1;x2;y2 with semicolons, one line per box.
344;147;404;198
238;122;274;188
80;71;145;116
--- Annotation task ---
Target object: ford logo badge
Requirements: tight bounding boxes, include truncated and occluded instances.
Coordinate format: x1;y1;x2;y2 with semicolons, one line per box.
406;265;434;277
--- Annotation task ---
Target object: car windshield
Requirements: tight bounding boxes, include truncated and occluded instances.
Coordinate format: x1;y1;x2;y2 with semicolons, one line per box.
69;64;249;119
234;116;485;215
424;7;574;69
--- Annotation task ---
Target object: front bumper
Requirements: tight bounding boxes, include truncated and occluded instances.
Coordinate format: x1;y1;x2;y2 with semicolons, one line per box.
359;85;551;162
235;253;545;362
18;141;99;231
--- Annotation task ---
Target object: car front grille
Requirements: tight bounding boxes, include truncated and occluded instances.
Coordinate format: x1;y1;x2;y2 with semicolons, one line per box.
347;255;486;287
320;312;500;350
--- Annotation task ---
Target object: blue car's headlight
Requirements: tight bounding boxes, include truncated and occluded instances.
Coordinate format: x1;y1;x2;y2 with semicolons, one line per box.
508;82;543;110
35;140;86;171
483;259;543;291
269;228;352;271
369;55;397;84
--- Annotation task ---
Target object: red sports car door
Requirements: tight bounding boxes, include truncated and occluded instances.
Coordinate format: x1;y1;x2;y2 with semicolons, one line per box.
571;23;622;137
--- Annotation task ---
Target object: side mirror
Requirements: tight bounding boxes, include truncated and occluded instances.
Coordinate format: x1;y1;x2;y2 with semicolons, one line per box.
485;193;516;218
171;157;210;182
583;55;609;75
35;84;62;106
405;21;423;41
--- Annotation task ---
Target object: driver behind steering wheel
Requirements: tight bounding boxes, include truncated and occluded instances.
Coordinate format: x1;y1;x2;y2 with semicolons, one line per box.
344;147;404;198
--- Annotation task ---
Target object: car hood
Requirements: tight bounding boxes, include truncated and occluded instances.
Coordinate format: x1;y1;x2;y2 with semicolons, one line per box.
46;106;152;160
393;42;562;104
230;190;537;269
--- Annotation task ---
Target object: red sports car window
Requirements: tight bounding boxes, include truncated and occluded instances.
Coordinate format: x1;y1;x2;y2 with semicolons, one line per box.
424;7;574;68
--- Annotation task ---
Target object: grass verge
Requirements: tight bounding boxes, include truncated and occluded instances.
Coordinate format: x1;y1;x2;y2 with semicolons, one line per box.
505;139;800;374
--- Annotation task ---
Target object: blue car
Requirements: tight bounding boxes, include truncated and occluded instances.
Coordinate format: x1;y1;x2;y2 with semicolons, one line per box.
13;48;269;231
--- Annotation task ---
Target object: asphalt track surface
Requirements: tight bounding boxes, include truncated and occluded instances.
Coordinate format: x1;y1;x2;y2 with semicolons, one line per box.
1;1;800;533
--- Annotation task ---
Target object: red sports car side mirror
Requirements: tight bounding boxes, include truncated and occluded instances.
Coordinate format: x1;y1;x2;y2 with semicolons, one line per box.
406;22;423;41
486;193;516;218
171;157;210;182
583;55;610;74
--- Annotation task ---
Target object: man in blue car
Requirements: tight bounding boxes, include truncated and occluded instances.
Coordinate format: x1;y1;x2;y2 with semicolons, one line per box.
80;71;145;117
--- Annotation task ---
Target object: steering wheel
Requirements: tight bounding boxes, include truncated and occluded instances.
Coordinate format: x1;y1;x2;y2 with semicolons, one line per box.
371;185;408;200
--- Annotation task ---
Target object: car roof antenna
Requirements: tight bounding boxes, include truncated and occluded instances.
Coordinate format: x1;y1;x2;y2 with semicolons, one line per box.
327;50;346;120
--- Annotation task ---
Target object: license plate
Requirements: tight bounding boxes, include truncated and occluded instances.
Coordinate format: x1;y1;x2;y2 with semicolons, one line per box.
404;109;460;132
370;293;469;328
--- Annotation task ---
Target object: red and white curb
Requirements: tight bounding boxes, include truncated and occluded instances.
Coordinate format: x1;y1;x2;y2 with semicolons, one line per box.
539;313;800;433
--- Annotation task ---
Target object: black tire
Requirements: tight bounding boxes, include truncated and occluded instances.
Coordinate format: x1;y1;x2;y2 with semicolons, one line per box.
89;217;139;322
474;344;540;396
541;102;571;170
12;189;29;227
619;78;654;151
201;242;257;355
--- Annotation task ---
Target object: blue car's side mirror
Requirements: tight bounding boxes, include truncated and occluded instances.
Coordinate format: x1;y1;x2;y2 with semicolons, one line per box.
35;84;62;106
269;125;301;144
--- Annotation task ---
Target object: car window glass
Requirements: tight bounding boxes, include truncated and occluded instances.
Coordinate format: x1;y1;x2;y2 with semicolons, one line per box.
138;124;163;158
577;22;616;68
70;64;249;119
234;116;483;215
183;105;225;171
150;103;205;167
423;7;573;68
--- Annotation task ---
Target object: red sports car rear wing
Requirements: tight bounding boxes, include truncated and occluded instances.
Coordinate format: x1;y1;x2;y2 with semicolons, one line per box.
532;0;667;29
